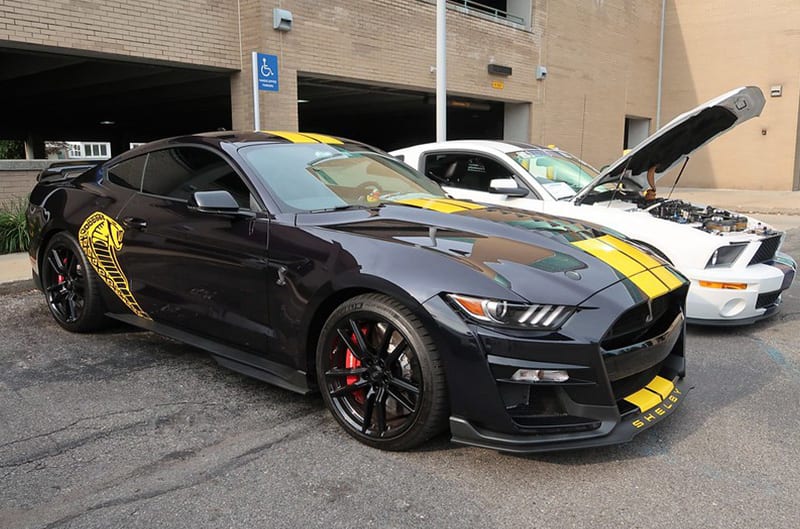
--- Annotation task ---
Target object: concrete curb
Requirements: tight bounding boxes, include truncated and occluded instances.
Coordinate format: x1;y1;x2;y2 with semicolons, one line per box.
0;278;35;295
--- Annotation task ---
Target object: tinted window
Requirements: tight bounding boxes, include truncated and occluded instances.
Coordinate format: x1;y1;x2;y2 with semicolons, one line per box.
106;155;145;190
141;147;253;208
240;143;445;212
423;153;513;192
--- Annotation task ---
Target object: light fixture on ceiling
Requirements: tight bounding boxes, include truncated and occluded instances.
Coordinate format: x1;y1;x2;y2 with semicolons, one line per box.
297;99;310;104
99;120;115;125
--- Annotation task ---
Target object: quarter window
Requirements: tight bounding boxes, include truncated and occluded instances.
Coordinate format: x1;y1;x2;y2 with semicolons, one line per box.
106;155;146;191
141;147;253;208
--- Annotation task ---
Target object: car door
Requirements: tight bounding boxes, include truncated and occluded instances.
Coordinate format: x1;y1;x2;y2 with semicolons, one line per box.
114;145;271;353
420;151;547;212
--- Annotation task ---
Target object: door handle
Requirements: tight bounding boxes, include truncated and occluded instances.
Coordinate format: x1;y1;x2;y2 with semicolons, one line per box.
122;216;147;230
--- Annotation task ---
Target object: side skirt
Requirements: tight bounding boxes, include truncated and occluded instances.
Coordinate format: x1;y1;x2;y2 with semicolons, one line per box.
109;313;312;395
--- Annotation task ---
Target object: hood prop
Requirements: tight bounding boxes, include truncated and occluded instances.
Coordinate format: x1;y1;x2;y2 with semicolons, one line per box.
606;155;634;207
666;157;690;201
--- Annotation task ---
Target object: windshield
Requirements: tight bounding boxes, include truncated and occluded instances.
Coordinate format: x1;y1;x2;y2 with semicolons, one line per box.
240;143;446;212
508;148;604;199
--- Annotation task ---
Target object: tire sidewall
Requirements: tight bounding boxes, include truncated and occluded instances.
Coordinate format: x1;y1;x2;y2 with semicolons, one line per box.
316;294;442;450
42;231;106;332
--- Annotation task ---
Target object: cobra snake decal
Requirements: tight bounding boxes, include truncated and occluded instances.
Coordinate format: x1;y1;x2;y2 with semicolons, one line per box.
78;211;152;320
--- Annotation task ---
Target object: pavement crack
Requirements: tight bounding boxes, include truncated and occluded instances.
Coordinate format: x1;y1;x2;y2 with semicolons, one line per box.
35;416;321;529
0;400;218;451
0;420;148;469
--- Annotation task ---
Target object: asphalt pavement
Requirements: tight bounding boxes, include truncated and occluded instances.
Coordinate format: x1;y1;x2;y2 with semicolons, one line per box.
1;225;798;528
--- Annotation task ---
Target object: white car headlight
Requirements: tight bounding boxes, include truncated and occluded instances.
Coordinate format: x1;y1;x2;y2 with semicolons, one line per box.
706;243;747;268
447;294;575;330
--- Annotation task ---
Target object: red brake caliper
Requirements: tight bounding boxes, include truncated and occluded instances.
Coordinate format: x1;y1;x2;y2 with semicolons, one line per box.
345;337;360;385
57;257;67;284
342;326;369;404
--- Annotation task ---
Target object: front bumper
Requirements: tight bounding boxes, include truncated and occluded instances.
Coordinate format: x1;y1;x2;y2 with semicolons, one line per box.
422;281;689;453
450;376;690;453
686;259;795;325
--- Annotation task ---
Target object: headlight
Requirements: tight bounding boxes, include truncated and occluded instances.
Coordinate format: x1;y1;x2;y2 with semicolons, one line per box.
447;294;575;330
706;244;747;268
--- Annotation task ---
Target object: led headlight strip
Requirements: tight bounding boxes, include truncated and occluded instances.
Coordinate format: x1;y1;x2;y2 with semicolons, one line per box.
447;294;574;330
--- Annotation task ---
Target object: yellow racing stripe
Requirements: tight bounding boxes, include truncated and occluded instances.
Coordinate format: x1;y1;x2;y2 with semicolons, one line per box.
572;236;685;299
299;133;344;144
392;198;485;213
434;198;486;210
650;266;685;291
263;130;319;143
572;237;647;277
597;235;662;269
628;270;670;299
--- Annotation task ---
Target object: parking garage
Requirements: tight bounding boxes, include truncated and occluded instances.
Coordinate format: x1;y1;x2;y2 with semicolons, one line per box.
0;47;234;158
0;49;510;160
297;76;506;151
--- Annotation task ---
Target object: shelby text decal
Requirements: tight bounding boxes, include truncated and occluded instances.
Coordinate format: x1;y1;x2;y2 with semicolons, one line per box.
632;387;681;429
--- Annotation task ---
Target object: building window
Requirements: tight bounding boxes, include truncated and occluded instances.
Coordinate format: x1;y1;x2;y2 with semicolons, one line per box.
82;142;109;158
67;142;82;158
448;0;529;27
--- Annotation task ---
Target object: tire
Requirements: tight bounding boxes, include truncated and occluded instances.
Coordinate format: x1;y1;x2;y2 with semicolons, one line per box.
316;293;449;450
41;231;108;332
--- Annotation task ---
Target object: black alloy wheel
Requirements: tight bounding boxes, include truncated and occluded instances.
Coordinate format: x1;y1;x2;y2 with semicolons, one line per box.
317;294;448;450
41;232;107;332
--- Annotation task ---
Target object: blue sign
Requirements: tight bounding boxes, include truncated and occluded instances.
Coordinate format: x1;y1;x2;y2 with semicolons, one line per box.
257;53;279;92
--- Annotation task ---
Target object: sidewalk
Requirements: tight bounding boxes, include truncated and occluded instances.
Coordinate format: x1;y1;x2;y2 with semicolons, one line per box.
669;188;800;215
0;251;31;284
0;188;798;285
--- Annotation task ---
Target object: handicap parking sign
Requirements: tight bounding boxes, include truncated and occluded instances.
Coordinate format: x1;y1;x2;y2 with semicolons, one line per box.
257;53;278;92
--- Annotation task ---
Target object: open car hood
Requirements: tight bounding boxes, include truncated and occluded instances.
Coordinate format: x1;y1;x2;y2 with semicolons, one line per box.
573;86;765;204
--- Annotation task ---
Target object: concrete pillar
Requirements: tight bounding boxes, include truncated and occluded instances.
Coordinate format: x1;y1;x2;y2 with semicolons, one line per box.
504;103;531;142
24;133;46;159
231;1;298;132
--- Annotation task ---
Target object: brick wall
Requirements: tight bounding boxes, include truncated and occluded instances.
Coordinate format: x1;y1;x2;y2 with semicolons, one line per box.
532;0;661;169
0;0;239;69
231;0;543;131
662;0;800;190
6;0;788;189
0;162;47;203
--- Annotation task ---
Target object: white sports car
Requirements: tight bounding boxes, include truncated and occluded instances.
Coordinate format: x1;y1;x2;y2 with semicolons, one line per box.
392;86;796;325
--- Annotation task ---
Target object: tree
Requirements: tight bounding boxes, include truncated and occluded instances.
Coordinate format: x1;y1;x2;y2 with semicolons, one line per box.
0;140;25;159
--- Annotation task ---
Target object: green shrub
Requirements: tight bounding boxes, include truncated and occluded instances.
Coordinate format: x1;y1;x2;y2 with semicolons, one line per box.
0;197;30;254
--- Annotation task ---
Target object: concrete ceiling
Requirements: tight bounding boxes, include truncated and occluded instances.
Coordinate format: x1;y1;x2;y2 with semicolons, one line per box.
0;47;233;143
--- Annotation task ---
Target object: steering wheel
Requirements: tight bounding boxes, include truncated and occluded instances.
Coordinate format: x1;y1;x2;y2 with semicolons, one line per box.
356;181;384;203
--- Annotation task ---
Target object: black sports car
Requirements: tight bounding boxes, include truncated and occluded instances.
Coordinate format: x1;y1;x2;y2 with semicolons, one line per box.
27;131;690;452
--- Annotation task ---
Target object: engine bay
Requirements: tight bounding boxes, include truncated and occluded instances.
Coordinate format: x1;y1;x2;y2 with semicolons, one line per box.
642;199;777;235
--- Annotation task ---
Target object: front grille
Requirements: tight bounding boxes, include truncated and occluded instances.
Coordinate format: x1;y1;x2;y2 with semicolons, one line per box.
749;235;782;265
600;288;683;351
756;290;781;309
600;286;685;397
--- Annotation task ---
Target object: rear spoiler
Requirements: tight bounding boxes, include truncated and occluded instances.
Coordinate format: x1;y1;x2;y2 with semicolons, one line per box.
37;160;99;183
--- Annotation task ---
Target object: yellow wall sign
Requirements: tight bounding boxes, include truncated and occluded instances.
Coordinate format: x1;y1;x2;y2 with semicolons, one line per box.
491;80;504;90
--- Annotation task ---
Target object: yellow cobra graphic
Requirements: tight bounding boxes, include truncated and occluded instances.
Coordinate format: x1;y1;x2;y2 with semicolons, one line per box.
78;211;151;320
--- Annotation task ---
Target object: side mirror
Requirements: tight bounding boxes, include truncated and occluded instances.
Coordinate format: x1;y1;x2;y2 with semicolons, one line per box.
188;190;251;216
489;178;529;198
